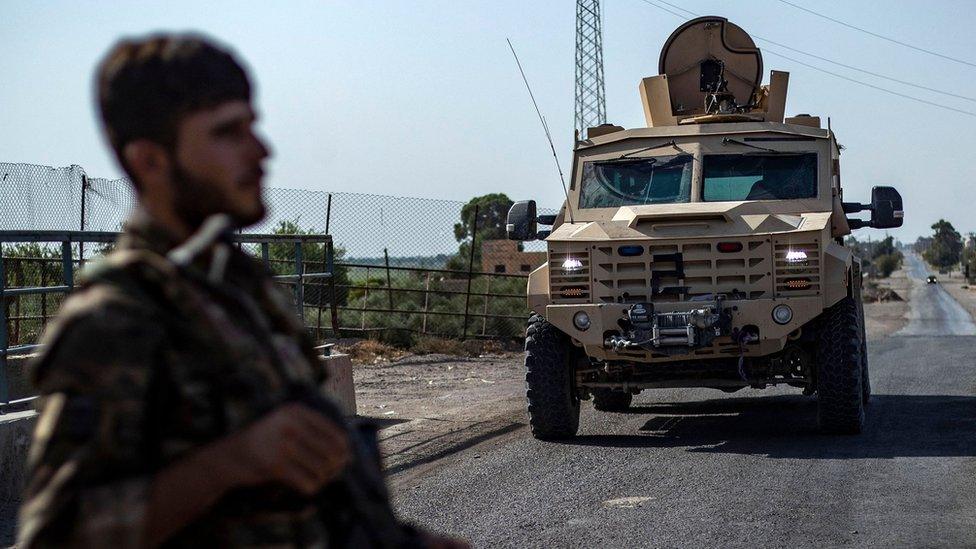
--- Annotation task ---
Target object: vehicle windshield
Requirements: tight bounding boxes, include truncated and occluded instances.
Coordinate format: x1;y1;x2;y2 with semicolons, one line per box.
702;153;817;202
579;155;693;208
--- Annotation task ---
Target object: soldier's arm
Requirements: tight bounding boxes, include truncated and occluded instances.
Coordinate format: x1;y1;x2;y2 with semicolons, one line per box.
20;291;350;547
18;295;167;547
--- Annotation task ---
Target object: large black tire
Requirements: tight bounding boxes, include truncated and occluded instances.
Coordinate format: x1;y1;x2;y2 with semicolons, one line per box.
525;313;580;439
816;296;866;434
856;290;872;404
592;389;633;412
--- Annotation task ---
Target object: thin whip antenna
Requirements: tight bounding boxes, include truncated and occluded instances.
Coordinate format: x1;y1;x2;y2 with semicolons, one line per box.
507;38;575;224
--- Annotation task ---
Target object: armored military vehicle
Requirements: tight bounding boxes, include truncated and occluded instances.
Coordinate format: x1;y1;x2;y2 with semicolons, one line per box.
507;16;903;438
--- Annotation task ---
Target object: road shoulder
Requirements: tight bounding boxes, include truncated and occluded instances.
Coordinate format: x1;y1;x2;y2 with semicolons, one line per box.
350;353;528;476
933;273;976;320
864;268;910;341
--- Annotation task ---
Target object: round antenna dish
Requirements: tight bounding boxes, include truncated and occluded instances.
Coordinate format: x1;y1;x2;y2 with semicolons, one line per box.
658;16;763;116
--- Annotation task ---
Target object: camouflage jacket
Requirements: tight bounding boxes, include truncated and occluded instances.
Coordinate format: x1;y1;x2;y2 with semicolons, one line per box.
18;214;334;547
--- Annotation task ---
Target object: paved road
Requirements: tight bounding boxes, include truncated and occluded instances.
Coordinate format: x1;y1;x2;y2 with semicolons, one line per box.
394;264;976;548
897;253;976;336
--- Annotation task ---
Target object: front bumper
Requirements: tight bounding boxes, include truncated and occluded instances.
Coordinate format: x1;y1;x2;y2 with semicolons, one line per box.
546;296;823;362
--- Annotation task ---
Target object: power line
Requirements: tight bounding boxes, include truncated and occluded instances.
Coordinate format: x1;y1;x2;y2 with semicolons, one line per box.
636;0;688;19
760;48;976;118
646;0;975;101
777;0;976;69
756;36;976;103
646;0;696;17
635;0;976;117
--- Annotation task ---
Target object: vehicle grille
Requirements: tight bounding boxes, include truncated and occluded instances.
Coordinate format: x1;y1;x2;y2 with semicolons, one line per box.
773;238;821;297
549;249;591;303
586;239;774;304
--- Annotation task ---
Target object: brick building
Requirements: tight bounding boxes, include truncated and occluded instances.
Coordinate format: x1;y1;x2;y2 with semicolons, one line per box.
481;240;546;274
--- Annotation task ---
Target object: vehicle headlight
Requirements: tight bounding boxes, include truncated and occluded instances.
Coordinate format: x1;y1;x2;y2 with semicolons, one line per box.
785;250;808;263
772;304;793;325
562;258;584;273
573;311;591;331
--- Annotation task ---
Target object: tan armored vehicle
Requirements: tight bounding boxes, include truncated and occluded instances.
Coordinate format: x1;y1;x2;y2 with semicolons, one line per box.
507;17;903;438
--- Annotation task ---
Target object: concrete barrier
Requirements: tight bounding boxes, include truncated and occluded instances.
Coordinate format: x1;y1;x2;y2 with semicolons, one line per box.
0;410;37;506
322;353;357;416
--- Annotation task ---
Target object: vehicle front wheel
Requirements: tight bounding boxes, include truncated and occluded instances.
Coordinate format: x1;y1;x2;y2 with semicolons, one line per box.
857;294;871;404
525;314;581;439
815;296;866;434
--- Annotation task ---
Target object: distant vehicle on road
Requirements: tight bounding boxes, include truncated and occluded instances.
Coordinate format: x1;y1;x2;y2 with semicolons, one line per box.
927;275;938;284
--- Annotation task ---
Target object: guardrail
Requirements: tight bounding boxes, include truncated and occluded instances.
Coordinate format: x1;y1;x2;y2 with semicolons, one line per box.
0;230;335;410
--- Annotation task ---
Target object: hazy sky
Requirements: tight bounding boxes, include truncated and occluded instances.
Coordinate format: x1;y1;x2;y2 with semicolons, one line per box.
2;0;974;242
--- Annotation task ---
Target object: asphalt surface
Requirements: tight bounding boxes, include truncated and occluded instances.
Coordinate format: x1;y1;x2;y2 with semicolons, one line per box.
394;264;976;548
898;253;976;336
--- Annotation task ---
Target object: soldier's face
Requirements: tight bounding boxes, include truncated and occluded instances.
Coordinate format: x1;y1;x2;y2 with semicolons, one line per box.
169;101;270;228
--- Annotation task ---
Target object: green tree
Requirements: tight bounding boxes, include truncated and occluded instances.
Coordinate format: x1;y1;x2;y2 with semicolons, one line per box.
447;193;514;273
874;253;902;278
2;243;63;345
923;219;963;272
872;235;897;258
453;193;514;243
914;236;933;254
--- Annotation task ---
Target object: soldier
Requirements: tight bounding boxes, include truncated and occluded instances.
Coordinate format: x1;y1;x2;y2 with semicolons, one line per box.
18;34;468;549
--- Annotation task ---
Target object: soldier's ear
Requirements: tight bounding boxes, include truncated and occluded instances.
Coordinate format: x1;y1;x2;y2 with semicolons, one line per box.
123;139;171;191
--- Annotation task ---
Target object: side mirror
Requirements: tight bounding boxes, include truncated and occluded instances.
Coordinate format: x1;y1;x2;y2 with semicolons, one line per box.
870;186;904;229
842;186;904;230
506;200;537;241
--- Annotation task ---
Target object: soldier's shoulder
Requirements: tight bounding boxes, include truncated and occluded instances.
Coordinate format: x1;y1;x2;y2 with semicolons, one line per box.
32;256;172;388
79;246;177;292
59;248;174;326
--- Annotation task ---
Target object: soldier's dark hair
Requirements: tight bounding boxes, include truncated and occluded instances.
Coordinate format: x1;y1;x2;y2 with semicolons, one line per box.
96;34;251;186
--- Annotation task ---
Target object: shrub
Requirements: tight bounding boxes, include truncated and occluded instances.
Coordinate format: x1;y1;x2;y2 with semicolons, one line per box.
874;253;903;278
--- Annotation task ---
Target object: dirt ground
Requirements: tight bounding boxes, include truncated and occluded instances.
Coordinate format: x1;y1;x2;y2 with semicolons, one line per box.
348;350;526;474
864;267;910;341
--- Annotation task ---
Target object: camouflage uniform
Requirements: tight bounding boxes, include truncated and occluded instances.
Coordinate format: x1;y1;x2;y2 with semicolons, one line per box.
18;213;335;547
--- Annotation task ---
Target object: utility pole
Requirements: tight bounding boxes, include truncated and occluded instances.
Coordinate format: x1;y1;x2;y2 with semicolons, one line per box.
575;0;607;139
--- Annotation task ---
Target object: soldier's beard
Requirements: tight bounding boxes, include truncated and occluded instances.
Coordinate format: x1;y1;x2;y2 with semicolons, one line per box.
170;161;265;231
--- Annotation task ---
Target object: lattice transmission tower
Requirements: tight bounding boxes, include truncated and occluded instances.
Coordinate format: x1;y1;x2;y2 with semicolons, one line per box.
575;0;607;139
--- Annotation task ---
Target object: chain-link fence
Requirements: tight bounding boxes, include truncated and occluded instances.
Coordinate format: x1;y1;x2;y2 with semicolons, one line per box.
2;163;556;347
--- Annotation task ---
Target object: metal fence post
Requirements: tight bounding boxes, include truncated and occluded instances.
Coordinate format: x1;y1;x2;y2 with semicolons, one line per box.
325;193;333;235
481;276;492;336
327;239;339;337
361;266;370;330
79;174;88;267
315;246;324;342
12;262;21;345
0;243;9;405
61;241;74;290
384;248;394;312
422;271;430;334
294;241;304;320
40;261;48;330
462;204;479;339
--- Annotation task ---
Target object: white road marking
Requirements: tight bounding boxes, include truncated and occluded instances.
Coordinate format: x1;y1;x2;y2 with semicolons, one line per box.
603;496;655;509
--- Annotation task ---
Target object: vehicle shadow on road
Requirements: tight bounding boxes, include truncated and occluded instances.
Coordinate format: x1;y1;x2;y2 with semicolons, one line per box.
566;394;976;459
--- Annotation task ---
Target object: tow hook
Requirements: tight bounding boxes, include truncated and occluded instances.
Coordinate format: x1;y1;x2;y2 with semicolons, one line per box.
731;326;760;382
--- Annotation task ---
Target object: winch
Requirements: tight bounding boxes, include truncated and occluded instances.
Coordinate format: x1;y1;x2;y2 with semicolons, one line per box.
605;298;732;353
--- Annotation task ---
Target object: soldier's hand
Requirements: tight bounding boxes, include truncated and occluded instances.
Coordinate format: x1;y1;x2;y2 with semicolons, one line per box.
228;403;351;494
